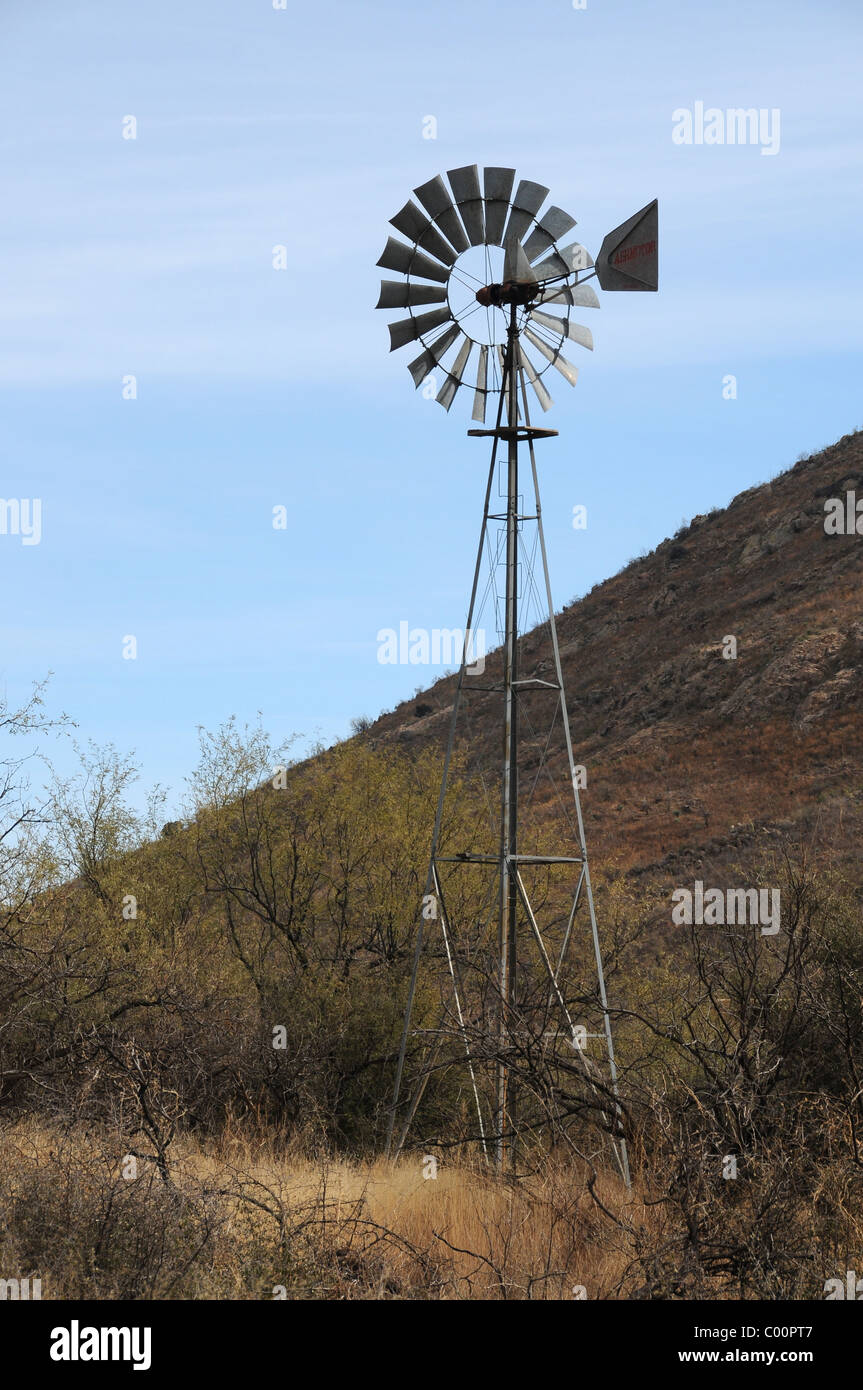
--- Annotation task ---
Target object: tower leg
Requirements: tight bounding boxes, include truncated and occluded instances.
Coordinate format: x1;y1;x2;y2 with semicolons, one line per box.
386;366;509;1163
517;367;631;1189
497;303;520;1173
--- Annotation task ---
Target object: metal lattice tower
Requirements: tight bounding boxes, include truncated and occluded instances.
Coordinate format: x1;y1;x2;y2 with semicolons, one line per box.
376;167;657;1182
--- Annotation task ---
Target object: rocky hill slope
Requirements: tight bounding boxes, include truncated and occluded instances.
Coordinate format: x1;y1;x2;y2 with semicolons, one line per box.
368;430;863;883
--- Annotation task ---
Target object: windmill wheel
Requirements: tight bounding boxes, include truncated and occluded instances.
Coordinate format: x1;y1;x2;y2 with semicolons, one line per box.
375;165;601;422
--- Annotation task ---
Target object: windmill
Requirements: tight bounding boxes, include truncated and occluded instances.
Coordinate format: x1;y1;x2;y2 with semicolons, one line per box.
376;166;657;1182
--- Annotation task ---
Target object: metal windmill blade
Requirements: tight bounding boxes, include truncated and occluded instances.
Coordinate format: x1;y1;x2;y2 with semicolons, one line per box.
406;323;462;388
528;308;595;352
522;206;578;263
390;200;458;267
536;282;600;309
388;306;454;353
483;166;515;246
414;175;470;255
523;326;579;386
375;281;448;310
502;236;538;290
517;342;553;413
502;179;550;248
436;334;473;411
528;248;569;279
495;343;520;420
377;236;449;284
532;241;594;281
447;165;485;246
471;344;489;423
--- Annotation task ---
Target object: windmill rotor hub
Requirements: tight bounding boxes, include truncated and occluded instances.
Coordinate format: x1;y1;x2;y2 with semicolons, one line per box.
475;279;538;308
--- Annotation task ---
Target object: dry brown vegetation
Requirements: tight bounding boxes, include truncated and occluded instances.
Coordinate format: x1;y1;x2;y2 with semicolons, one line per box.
0;1120;647;1299
3;1104;860;1300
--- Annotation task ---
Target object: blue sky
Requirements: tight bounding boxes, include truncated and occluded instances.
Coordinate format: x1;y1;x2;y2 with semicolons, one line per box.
1;0;861;812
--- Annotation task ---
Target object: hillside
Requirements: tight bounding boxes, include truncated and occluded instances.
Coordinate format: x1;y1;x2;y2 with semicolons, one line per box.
369;429;863;881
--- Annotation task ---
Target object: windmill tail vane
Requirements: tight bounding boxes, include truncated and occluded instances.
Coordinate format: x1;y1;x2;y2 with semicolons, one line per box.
376;166;658;1182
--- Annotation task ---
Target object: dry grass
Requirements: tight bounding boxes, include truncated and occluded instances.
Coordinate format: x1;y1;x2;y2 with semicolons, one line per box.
0;1119;655;1300
3;1117;857;1300
190;1136;649;1299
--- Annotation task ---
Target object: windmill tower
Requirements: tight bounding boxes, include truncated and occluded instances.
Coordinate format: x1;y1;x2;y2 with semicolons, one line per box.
376;167;657;1182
